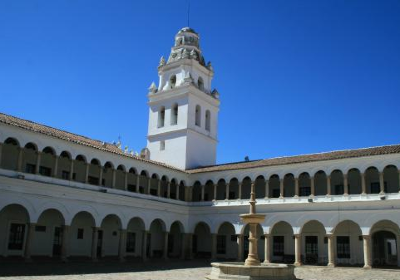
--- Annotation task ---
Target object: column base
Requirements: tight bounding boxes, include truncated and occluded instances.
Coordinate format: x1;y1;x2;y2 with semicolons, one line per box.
263;260;270;264
294;262;302;267
363;264;372;269
327;263;335;268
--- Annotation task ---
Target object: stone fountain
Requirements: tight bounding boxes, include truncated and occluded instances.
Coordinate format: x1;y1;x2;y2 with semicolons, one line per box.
206;183;296;280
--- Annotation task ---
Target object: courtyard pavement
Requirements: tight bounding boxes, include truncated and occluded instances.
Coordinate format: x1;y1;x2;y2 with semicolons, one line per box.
0;260;400;280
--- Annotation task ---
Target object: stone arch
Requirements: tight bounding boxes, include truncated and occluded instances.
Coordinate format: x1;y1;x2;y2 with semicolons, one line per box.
69;211;96;257
74;154;88;183
217;222;237;260
270;221;295;264
300;220;327;265
283;173;295;197
100;214;122;257
193;222;212;258
241;177;252;200
268;174;280;198
149;218;167;258
370;220;400;267
332;220;363;266
216;179;226;200
365;166;380;194
126;217;146;257
314;170;327;196
192;180;202;202
1;137;21;171
228;178;239;200
195;105;201;127
331;169;344;195
383;165;399;193
169;221;185;258
255;175;266;198
348;168;362;194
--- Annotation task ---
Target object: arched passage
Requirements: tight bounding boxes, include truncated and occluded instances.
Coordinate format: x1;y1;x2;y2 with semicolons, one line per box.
126;217;145;258
100;214;122;257
69;211;95;257
270;221;294;263
193;222;211;258
300;220;327;265
0;204;30;257
169;221;184;258
332;220;363;266
149;219;166;258
241;177;252;200
348;168;362;194
331;170;344;195
283;174;295;197
217;222;237;260
216;179;226;200
383;165;399;194
314;170;327;196
34;209;65;257
255;176;266;198
370;220;400;267
1;138;20;171
269;175;280;198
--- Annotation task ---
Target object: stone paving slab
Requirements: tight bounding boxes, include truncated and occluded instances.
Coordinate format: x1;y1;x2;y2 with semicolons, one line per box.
1;261;400;280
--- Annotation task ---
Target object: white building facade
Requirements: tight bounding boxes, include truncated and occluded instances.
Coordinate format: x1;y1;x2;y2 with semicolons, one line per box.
1;27;400;269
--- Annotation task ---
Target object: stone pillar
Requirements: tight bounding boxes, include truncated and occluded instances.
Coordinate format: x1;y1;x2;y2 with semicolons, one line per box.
343;174;349;195
167;182;171;198
124;172;128;191
326;175;331;196
310;176;315;196
157;180;161;197
201;185;205;201
294;177;299;197
61;225;70;262
147;178;151;195
225;182;229;200
118;229;127;262
294;234;302;266
279;179;284;198
187;233;194;259
24;223;36;261
163;232;169;259
327;235;335;267
52;155;59;178
85;163;90;184
98;167;103;186
238;183;242;199
136;175;140;193
176;183;180;200
264;180;269;199
213;183;217;200
142;230;148;261
69;160;74;180
363;235;372;269
91;227;99;261
211;233;217;260
263;234;271;264
361;173;367;195
17;147;24;172
379;172;385;194
35;151;41;174
112;169;116;188
237;234;244;261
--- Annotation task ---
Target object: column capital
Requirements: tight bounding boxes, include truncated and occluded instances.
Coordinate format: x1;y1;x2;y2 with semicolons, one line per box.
263;233;271;237
293;234;301;238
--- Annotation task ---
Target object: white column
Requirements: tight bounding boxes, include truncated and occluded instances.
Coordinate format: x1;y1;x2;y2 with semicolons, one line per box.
176;183;180;200
112;169;116;188
35;151;41;174
326;175;331;196
263;234;271;263
157;180;161;197
69;159;74;180
310;176;315;196
167;182;171;198
85;163;90;184
294;234;302;266
327;235;335;267
142;230;148;261
61;225;70;262
201;185;205;201
17;147;24;172
361;173;366;194
213;183;217;201
237;234;244;261
344;174;349;195
163;232;169;259
118;229;127;262
91;227;99;261
264;180;269;199
363;235;372;269
379;172;385;194
211;233;217;260
136;175;140;192
124;172;128;191
24;223;36;261
147;178;151;195
225;182;229;200
98;167;103;186
279;179;284;198
294;177;299;197
52;155;59;178
238;183;242;199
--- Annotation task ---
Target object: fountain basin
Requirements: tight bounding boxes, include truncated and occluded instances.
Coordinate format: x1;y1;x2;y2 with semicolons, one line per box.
206;262;296;280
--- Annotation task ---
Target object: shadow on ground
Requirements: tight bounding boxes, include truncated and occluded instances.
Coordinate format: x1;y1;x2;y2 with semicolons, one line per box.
0;258;212;277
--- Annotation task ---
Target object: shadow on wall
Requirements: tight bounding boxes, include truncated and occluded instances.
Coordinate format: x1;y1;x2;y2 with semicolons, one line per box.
0;259;211;277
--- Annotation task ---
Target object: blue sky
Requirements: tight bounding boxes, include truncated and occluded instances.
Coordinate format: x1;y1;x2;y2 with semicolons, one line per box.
0;0;399;164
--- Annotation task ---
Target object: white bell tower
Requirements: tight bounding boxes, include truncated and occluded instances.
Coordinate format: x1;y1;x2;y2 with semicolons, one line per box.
146;27;220;170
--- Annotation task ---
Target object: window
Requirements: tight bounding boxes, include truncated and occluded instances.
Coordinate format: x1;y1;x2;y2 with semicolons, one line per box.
39;166;51;177
198;77;204;91
158;107;165;128
25;164;36;174
273;236;284;256
305;236;318;255
205;110;211;132
171;103;178;125
217;235;226;254
170;75;176;88
337;236;350;258
195;105;201;126
61;171;70;180
8;223;25;250
77;228;84;239
160;140;165;151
